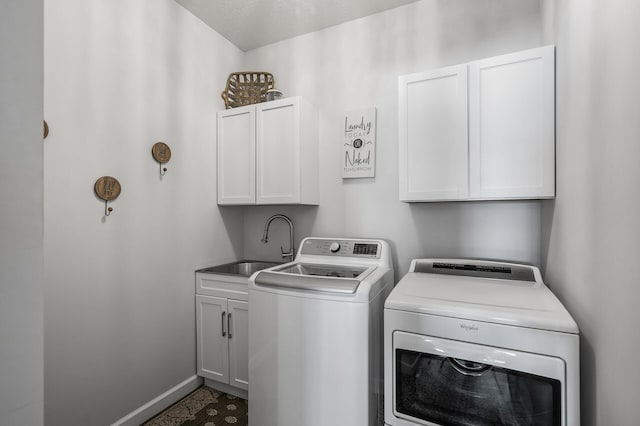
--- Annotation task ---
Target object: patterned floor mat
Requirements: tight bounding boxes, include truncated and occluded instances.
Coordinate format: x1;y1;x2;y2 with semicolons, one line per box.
142;386;248;426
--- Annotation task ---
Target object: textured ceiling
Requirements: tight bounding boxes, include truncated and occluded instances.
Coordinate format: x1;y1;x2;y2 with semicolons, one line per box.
175;0;420;51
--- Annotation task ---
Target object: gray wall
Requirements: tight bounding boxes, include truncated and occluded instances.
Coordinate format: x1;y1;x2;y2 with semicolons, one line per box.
241;0;546;276
541;0;640;424
24;0;640;424
43;0;243;424
0;0;44;425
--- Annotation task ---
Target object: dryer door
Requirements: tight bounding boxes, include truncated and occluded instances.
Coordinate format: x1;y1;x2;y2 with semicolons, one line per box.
392;331;565;426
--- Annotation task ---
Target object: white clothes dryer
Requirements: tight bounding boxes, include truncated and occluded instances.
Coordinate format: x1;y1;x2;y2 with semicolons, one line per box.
384;259;579;426
249;237;394;426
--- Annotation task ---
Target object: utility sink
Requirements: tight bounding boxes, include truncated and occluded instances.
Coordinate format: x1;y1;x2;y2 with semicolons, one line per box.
198;260;282;277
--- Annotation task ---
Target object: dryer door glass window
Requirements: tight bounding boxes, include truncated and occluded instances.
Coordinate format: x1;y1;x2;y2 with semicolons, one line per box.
395;349;561;425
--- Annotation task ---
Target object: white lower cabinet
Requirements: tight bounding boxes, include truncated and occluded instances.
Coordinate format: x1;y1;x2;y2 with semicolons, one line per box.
227;299;249;389
195;273;249;396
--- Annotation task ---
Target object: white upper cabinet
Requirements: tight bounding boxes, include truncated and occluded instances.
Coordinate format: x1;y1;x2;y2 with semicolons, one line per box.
217;106;256;205
256;97;318;205
217;96;318;205
469;45;555;199
399;65;469;202
399;45;555;202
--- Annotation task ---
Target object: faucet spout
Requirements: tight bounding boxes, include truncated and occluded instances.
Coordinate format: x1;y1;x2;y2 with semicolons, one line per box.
262;214;295;262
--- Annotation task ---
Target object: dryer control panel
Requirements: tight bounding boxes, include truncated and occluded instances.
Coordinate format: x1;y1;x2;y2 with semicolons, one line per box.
300;238;381;258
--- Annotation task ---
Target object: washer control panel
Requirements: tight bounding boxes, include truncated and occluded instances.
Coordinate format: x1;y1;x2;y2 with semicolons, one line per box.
300;238;380;258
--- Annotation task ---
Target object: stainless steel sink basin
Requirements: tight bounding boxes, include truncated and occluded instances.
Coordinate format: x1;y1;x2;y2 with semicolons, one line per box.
198;260;282;277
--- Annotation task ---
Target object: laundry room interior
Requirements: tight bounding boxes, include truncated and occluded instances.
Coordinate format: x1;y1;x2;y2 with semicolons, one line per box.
2;0;639;425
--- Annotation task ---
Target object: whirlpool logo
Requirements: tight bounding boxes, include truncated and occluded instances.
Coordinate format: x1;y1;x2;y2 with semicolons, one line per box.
459;323;479;332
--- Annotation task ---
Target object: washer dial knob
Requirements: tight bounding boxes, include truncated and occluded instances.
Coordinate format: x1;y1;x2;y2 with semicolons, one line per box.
329;242;341;253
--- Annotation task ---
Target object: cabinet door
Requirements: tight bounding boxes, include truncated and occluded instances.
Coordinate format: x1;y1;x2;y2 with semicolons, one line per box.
399;65;469;201
469;45;555;199
256;98;301;204
196;295;229;384
217;106;256;204
227;299;249;391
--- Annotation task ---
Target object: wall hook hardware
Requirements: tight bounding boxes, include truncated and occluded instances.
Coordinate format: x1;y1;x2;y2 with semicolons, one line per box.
152;142;171;177
94;176;121;217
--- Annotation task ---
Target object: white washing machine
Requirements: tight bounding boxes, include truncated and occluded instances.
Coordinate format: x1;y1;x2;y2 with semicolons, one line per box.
384;259;579;426
249;237;394;426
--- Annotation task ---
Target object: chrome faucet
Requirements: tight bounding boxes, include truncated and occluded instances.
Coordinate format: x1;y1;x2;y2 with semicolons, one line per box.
261;214;295;262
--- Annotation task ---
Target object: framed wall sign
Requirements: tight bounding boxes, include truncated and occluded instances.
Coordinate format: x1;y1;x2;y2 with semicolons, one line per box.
342;107;376;178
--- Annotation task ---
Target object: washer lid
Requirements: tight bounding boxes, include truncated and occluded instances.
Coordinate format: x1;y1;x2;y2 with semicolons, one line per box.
385;259;578;334
253;263;374;294
275;263;367;278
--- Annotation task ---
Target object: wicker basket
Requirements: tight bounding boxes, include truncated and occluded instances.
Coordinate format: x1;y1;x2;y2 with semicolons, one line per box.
221;72;275;109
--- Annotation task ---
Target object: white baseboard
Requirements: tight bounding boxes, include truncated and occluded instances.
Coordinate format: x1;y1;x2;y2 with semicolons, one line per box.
111;375;203;426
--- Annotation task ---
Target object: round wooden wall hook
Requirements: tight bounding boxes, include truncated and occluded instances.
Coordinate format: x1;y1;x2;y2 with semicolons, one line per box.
94;176;121;216
152;142;171;176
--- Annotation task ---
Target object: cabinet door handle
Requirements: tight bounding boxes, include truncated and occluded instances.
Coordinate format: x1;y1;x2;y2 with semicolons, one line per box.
228;312;233;338
221;311;226;337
